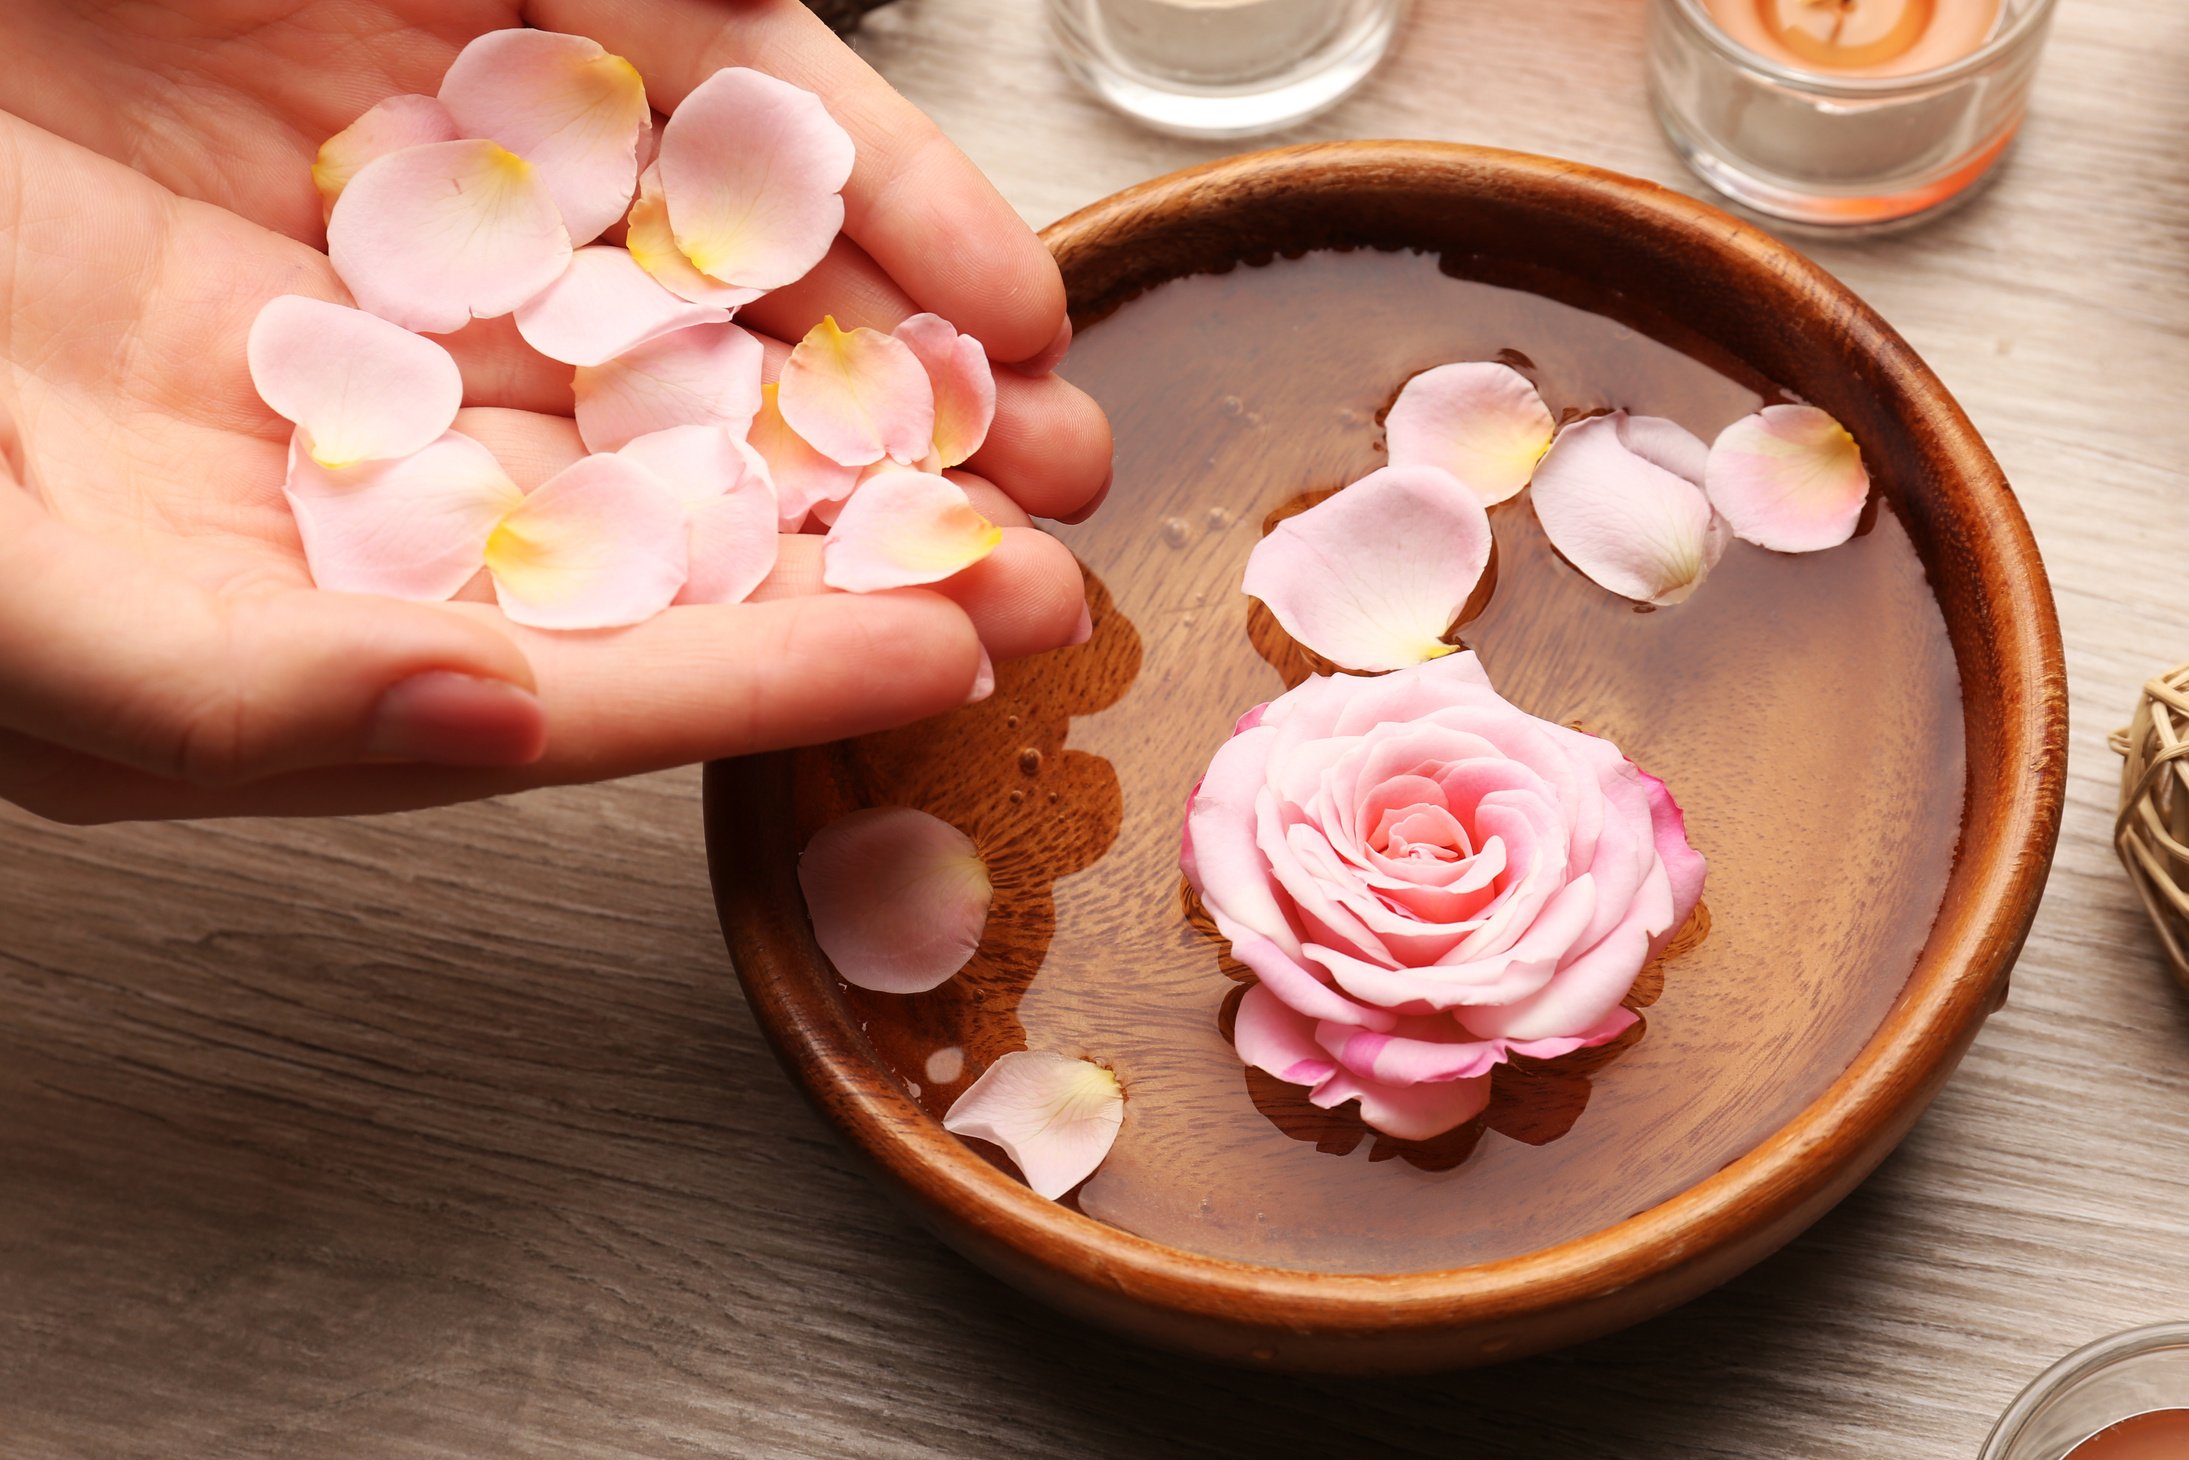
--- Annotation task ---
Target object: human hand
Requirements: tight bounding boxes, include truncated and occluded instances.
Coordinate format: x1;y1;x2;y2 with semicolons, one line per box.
0;3;1112;823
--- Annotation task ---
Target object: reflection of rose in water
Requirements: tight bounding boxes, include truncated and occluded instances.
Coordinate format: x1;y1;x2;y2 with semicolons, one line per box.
830;566;1138;1116
1207;482;1708;1163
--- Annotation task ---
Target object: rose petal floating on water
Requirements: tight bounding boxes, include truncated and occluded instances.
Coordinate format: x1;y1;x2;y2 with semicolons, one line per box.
749;381;859;529
617;424;780;606
327;138;572;335
894;313;996;470
1384;361;1557;506
798;806;991;993
437;27;651;246
484;453;690;629
624;164;764;310
1240;464;1492;671
1531;412;1728;606
821;470;1000;591
778;316;936;468
657;66;856;295
513;245;732;367
311;95;458;220
571;320;764;452
942;1051;1124;1200
248;295;462;469
1704;403;1870;552
284;430;519;600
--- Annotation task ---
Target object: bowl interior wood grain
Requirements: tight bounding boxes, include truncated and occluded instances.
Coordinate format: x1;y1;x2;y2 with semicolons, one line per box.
705;142;2066;1372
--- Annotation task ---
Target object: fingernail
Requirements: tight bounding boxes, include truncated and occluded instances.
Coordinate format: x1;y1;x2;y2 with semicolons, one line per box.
1012;316;1073;377
367;672;546;766
967;645;996;704
1065;603;1093;647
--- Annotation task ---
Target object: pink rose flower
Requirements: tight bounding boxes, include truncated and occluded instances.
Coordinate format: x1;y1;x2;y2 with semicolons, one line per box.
1182;651;1705;1141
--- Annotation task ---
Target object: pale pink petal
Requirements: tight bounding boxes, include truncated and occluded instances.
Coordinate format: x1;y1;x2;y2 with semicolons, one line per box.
1385;361;1557;505
437;27;650;245
749;381;858;528
571;321;764;452
485;454;689;629
617;425;781;606
624;164;763;310
284;431;519;600
248;295;461;468
821;470;1000;591
1705;404;1871;552
1234;982;1339;1089
1240;465;1491;671
798;807;991;992
657;66;856;293
894;313;996;469
1317;1068;1492;1142
312;95;458;220
778;317;936;468
1531;413;1729;606
327;139;572;334
513;245;731;366
942;1051;1123;1200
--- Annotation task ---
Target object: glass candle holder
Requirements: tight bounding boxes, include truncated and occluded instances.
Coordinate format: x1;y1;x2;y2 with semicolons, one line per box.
1647;0;2060;229
1982;1324;2189;1460
1049;0;1411;139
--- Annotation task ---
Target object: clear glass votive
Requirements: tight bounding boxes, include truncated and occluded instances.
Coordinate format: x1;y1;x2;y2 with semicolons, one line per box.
1981;1323;2189;1460
1049;0;1411;139
1647;0;2060;229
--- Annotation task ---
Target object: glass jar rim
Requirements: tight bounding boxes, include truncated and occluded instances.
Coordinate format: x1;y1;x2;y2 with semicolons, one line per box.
1980;1323;2189;1460
1665;0;2061;96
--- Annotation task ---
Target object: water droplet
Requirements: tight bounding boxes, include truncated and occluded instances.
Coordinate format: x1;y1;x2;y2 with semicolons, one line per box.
905;1081;922;1100
1008;789;1024;805
1204;506;1233;531
1046;790;1060;805
1161;516;1191;548
1004;714;1019;729
1018;747;1042;775
1219;394;1244;416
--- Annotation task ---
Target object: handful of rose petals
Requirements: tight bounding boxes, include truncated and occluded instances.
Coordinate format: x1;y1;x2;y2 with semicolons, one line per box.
1247;360;1872;667
251;27;1004;631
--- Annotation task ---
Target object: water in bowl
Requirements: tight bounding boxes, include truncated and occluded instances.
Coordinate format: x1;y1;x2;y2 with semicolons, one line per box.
817;247;1963;1275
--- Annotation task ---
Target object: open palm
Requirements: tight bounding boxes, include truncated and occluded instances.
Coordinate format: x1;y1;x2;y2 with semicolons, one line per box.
0;1;1110;822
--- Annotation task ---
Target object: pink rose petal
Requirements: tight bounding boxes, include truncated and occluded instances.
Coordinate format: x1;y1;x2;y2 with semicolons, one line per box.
778;316;936;468
284;431;519;600
437;27;650;245
312;95;458;220
1705;403;1871;552
750;381;859;529
618;425;780;606
942;1051;1123;1200
571;320;764;452
894;313;996;469
513;245;732;367
1385;361;1557;506
484;453;690;629
248;295;462;468
657;66;856;294
624;164;763;311
327;138;573;335
821;470;1000;591
1531;412;1729;606
1240;465;1492;671
799;806;991;993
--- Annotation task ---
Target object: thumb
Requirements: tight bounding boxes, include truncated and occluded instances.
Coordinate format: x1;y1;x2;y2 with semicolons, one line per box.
0;489;544;787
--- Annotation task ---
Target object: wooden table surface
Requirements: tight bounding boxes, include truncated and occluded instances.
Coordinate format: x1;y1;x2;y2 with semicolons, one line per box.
5;2;2188;1455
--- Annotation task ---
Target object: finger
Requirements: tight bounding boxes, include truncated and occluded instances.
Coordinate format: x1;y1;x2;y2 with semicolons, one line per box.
527;0;1069;365
436;316;578;415
754;529;1085;661
453;406;587;487
0;488;543;789
2;589;985;823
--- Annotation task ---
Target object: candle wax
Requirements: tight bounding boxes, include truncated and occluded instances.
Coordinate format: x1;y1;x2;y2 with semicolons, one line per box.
1701;0;2001;77
2065;1408;2189;1459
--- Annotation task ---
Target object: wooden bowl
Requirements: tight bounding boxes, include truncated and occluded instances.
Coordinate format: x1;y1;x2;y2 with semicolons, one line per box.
704;142;2066;1373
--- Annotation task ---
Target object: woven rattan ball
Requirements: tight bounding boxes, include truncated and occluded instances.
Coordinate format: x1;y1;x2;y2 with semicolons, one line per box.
2113;664;2189;985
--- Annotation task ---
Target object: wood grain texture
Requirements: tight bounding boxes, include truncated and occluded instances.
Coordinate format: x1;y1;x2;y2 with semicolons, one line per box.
0;0;2184;1452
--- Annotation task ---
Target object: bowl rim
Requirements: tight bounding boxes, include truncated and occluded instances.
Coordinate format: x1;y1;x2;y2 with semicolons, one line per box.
713;140;2067;1336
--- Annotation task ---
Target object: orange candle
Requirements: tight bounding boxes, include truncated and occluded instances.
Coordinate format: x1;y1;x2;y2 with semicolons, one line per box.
1701;0;2002;76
